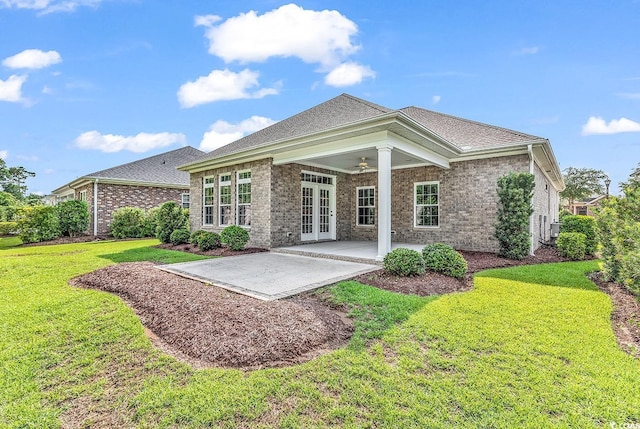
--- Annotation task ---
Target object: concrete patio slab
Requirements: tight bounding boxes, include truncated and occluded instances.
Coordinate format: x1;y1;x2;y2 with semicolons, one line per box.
273;241;424;264
157;252;380;301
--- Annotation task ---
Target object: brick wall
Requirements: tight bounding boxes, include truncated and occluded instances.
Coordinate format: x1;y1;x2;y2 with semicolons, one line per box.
75;182;187;235
532;161;560;249
188;159;272;248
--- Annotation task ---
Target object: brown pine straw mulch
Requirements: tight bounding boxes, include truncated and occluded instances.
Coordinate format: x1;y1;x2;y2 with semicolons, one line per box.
70;245;640;369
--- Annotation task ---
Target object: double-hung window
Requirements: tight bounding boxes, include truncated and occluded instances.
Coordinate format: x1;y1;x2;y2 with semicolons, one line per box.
356;186;375;226
203;176;215;225
219;173;232;226
414;182;439;227
237;170;251;227
78;190;87;202
181;193;190;209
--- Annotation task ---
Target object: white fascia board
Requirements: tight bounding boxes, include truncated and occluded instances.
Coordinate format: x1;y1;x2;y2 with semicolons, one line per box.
531;143;565;191
387;134;450;169
449;145;532;162
272;131;389;165
80;177;189;189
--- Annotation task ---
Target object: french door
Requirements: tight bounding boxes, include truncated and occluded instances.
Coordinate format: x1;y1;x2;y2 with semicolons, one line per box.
301;183;335;241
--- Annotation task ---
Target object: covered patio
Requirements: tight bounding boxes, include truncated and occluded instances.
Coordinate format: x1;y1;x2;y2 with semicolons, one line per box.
273;240;425;264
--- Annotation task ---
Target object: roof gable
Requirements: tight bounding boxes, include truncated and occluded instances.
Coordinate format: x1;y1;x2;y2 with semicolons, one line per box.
195;94;392;162
82;146;204;186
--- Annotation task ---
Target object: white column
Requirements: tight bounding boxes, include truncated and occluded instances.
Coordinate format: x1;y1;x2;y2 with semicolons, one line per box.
376;145;392;261
93;179;98;236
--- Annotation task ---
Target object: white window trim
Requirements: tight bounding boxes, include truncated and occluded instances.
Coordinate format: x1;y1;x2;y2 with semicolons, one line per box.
78;190;87;202
218;173;232;227
414;181;440;229
356;186;376;227
236;170;251;228
203;176;215;226
181;192;190;209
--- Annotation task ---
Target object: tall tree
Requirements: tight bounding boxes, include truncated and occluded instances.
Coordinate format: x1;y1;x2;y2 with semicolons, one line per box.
620;162;640;191
0;158;36;200
560;167;606;210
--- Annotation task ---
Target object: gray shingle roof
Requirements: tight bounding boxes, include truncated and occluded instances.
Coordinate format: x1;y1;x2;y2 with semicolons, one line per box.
399;106;544;150
194;94;392;162
84;146;204;186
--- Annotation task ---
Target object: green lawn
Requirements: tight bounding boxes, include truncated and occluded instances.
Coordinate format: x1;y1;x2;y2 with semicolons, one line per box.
1;238;638;428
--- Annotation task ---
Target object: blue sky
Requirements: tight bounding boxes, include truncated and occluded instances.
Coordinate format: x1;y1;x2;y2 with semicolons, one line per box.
1;0;639;195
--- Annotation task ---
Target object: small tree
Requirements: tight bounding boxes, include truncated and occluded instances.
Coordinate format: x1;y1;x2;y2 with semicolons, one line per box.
57;200;90;237
560;167;606;211
155;201;188;244
495;172;535;260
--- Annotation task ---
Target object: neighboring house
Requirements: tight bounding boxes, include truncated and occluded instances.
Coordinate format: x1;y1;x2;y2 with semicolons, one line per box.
564;195;606;216
52;146;204;235
179;94;564;259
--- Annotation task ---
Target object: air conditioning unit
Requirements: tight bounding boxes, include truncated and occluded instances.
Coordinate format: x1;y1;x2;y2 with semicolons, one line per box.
550;222;561;238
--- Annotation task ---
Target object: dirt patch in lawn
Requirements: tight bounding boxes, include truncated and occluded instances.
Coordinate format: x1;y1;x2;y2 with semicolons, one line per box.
71;262;352;370
354;246;570;296
589;273;640;358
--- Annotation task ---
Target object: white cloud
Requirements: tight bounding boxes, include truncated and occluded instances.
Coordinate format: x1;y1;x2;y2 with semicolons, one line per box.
324;62;375;87
0;150;8;159
432;95;441;105
177;69;279;108
74;131;186;153
617;93;640;100
0;0;103;14
582;116;640;135
196;4;360;69
3;49;62;69
0;74;27;103
514;46;540;55
16;154;39;161
42;85;53;94
200;116;276;152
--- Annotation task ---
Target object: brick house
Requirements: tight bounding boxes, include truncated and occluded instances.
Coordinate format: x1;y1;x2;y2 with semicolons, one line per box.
179;94;564;259
52;146;204;235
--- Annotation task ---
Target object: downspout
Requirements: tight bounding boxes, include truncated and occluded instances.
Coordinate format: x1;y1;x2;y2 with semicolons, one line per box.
93;179;98;236
528;144;535;255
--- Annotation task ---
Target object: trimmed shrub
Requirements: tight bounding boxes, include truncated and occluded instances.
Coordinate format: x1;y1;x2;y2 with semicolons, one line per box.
561;215;597;255
220;225;249;251
110;207;146;239
155;201;188;244
0;221;17;236
141;207;159;238
57;200;90;237
190;230;208;246
557;232;586;260
169;228;191;245
0;205;18;222
198;231;221;251
494;172;535;260
383;248;425;277
422;243;468;279
16;206;61;243
559;208;572;222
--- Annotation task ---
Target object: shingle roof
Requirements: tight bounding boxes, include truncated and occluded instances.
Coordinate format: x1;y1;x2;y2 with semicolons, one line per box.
83;146;204;186
186;94;546;167
194;94;392;162
398;106;545;150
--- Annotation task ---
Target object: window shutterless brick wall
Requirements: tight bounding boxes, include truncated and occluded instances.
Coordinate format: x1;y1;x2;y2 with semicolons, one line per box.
187;153;559;253
75;183;187;235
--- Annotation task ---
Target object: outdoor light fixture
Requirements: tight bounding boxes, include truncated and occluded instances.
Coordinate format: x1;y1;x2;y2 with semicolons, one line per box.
604;178;611;198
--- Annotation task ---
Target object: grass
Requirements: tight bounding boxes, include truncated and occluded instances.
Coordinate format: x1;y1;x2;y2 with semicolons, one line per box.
1;237;639;427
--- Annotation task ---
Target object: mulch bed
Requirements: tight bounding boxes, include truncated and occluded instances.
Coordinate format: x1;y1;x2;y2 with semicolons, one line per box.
155;242;268;257
69;243;639;369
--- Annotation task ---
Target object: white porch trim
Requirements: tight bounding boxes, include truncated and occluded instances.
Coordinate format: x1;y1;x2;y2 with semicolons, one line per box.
376;145;392;261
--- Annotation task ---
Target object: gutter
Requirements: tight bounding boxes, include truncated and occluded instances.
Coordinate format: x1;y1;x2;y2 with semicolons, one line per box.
528;144;535;256
93;179;98;236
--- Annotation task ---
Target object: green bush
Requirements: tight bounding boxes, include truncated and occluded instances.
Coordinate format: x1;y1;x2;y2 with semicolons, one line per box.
141;207;159;237
494;172;535;260
169;228;191;245
561;215;597;255
57;200;90;237
198;231;221;251
422;243;468;279
16;206;61;243
0;221;17;235
556;232;586;260
0;205;18;222
220;225;249;251
620;251;640;295
383;248;425;277
559;208;572;222
190;230;208;246
110;207;146;239
155;201;188;244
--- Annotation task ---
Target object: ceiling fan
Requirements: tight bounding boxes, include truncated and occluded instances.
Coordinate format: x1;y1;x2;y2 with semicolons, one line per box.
355;157;370;172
